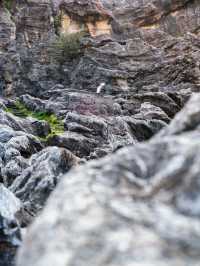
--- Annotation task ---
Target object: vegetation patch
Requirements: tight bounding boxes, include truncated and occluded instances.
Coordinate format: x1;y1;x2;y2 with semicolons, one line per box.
3;0;13;11
49;31;85;63
54;14;62;35
5;100;64;141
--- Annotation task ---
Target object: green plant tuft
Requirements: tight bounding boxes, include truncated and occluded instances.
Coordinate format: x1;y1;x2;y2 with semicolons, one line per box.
5;100;64;141
54;14;62;35
49;31;85;63
3;0;13;11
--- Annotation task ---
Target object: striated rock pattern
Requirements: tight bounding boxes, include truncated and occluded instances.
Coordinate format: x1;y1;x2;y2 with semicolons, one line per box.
0;0;199;265
0;184;21;266
10;146;78;215
17;94;200;266
0;104;78;213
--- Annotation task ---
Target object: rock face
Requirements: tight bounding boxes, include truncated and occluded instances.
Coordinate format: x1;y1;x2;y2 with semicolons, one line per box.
0;0;198;162
0;0;199;265
10;146;78;215
16;94;200;266
1;0;200;96
0;184;22;266
0;104;78;213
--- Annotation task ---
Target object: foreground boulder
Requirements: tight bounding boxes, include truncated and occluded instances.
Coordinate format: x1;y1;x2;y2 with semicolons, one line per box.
16;94;200;266
0;184;22;266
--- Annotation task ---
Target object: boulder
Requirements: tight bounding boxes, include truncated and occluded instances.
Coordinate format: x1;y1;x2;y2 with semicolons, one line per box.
10;147;78;215
0;125;43;186
0;184;22;266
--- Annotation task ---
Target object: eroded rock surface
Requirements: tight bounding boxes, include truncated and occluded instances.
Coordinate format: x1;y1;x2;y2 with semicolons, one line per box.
0;0;199;265
17;94;200;266
0;184;21;266
10;146;78;215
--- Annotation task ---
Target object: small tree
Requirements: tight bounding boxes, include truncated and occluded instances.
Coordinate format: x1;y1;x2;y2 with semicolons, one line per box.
50;31;85;63
54;14;62;35
3;0;13;10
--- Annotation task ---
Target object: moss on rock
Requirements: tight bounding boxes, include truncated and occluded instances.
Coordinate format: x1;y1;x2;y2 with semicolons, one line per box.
5;100;64;141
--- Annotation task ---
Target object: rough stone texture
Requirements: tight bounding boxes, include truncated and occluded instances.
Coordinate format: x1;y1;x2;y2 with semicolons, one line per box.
0;184;21;266
16;94;200;266
1;0;199;98
0;0;198;160
7;93;168;158
10;146;78;215
0;100;78;264
0;114;44;186
0;0;199;265
0;101;77;215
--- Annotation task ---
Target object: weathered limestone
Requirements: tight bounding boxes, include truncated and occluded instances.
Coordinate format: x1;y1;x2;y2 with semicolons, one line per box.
0;184;22;266
0;1;199;265
16;94;200;266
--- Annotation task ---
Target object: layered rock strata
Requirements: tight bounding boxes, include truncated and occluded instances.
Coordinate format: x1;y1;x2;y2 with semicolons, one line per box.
0;0;199;265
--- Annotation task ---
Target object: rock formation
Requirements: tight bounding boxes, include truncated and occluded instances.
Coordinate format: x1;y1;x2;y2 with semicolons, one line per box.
17;93;200;266
0;184;21;266
0;0;199;265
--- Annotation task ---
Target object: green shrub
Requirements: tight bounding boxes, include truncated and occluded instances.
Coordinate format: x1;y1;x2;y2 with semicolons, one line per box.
50;31;85;63
5;100;64;140
6;100;32;118
54;14;62;35
3;0;13;11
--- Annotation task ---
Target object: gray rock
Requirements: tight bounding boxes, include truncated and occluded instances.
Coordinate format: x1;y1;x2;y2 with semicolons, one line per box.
0;125;43;186
158;93;200;137
2;156;28;187
47;132;98;158
0;105;50;138
0;184;22;266
16;94;200;266
0;0;199;265
10;146;78;215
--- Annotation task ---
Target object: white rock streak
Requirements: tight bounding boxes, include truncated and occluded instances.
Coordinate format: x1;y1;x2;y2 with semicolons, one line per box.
96;82;105;94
